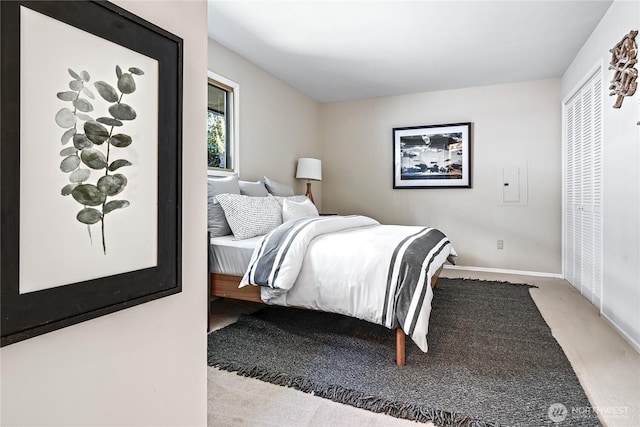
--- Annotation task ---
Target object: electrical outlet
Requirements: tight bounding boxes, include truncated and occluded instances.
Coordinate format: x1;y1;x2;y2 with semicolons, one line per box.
497;240;504;250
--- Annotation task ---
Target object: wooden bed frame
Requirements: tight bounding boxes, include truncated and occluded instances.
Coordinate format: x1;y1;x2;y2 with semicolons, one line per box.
209;267;443;366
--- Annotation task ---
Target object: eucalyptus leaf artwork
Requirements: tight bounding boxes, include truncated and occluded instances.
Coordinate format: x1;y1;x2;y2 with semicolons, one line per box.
56;66;144;254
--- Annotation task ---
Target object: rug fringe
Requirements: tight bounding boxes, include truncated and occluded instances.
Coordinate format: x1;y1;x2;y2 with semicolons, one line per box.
209;360;500;427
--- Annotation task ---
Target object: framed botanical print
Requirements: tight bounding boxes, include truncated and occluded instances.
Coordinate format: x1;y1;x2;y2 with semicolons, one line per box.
1;1;183;346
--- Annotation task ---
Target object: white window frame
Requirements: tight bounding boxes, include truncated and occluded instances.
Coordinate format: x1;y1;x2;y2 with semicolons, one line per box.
207;70;240;177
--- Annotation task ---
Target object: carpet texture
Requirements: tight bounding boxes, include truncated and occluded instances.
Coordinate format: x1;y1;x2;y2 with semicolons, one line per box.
207;279;601;426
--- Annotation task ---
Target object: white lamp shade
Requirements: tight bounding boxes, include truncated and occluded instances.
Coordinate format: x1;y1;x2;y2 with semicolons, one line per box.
296;158;322;181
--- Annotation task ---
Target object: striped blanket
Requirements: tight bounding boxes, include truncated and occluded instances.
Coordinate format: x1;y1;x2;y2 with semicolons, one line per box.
240;215;456;352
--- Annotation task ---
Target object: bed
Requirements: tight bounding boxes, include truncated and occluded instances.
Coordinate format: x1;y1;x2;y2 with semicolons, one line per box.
209;271;444;366
208;194;456;365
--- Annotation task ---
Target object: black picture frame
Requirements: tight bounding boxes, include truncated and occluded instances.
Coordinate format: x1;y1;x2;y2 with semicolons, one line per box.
393;123;472;189
1;1;183;346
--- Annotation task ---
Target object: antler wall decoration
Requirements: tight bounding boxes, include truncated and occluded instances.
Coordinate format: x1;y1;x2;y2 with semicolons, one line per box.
608;30;638;112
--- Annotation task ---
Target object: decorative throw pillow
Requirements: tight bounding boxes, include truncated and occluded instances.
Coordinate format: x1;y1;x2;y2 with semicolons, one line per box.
273;195;309;207
282;198;319;222
207;175;241;237
239;179;269;197
264;176;295;196
216;193;283;240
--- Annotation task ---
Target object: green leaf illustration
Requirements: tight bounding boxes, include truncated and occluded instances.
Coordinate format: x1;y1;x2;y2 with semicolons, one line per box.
109;134;132;148
55;108;77;128
73;98;93;113
68;68;82;80
129;67;144;76
77;208;102;224
60;147;77;156
97;117;123;127
58;64;143;254
72;184;105;206
118;73;136;94
61;127;76;144
57;91;77;101
108;103;137;121
69;80;83;91
94;81;119;103
69;168;90;183
97;173;127;196
82;87;95;99
77;113;94;122
108;159;132;171
104;200;130;214
61;183;77;196
73;134;93;150
60;155;81;172
84;121;109;144
81;148;107;170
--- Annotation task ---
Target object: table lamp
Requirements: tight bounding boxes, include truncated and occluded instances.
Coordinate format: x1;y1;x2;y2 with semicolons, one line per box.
295;158;322;204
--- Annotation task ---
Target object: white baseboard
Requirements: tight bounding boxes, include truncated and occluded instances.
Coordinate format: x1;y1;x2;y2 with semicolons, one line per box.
443;264;563;279
601;312;640;354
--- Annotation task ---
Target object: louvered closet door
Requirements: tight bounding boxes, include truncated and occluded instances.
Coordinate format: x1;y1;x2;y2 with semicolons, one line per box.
564;67;602;308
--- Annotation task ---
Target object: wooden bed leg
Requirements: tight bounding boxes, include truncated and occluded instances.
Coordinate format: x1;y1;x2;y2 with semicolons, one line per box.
396;328;406;366
432;265;444;289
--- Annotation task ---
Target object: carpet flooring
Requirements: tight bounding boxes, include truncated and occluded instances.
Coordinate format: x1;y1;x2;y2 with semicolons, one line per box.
207;278;600;426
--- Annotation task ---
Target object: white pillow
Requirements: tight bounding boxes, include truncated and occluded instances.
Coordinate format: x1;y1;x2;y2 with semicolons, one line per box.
283;198;319;222
216;193;283;240
264;176;295;196
273;195;309;207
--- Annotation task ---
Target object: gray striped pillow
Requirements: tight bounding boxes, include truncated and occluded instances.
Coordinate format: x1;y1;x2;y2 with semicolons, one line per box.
216;193;283;240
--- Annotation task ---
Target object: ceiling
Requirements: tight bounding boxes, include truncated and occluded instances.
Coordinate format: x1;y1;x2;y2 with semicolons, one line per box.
208;1;612;103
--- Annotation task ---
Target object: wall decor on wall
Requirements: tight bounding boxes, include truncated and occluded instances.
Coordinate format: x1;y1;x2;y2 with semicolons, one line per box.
57;65;143;255
608;29;638;109
0;1;183;346
393;123;471;189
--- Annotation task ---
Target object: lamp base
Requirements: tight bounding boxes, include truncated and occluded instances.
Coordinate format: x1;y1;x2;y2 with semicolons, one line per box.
305;182;315;205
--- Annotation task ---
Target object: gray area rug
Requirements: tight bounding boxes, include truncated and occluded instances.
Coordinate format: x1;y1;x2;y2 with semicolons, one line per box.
207;278;600;426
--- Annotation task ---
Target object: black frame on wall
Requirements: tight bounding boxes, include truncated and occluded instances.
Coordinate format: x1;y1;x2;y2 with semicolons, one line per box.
1;1;183;346
392;122;472;189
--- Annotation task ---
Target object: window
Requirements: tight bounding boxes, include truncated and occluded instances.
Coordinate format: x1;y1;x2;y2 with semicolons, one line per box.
207;71;239;172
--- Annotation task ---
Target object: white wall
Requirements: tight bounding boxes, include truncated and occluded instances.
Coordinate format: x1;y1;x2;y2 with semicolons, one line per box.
321;79;562;274
207;40;323;207
0;1;208;425
562;0;640;349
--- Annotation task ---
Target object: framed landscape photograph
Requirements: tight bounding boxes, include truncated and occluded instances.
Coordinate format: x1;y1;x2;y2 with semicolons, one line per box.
393;123;471;189
1;1;183;346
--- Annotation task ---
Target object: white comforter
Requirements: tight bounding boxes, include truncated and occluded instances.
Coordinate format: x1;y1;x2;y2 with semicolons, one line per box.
240;215;456;352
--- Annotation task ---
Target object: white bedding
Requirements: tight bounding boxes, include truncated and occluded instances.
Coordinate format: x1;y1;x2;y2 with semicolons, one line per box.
240;215;456;352
209;235;260;276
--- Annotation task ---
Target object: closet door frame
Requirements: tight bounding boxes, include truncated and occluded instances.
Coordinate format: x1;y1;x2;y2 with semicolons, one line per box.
561;60;604;313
